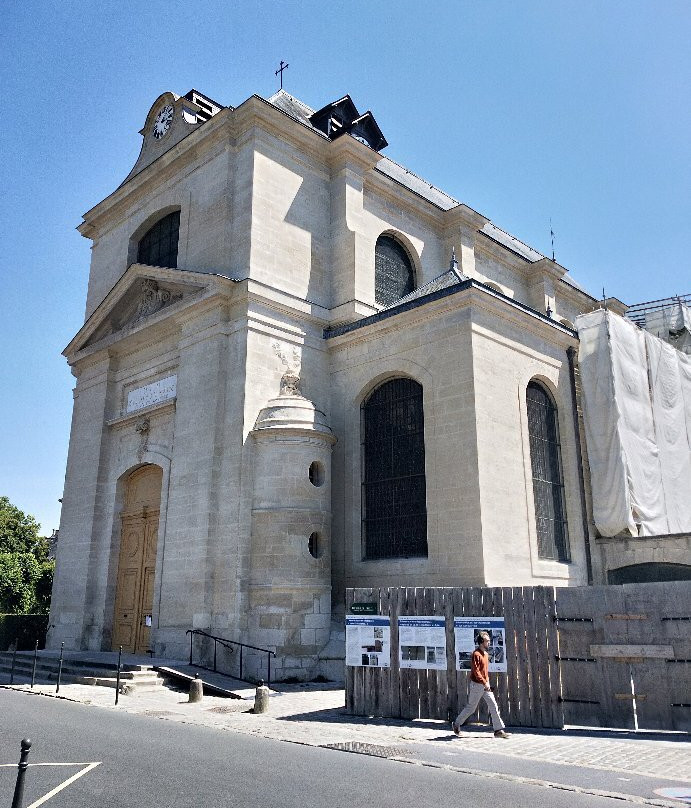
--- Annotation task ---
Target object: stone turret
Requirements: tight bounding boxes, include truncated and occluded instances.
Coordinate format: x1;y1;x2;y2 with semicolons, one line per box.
248;372;336;681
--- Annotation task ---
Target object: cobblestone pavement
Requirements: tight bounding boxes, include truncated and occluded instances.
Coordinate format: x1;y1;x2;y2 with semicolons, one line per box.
2;680;689;804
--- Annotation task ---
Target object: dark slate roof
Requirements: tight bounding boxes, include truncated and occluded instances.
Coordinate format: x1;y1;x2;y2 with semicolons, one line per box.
481;223;542;261
268;90;319;129
382;264;468;310
375;158;459;209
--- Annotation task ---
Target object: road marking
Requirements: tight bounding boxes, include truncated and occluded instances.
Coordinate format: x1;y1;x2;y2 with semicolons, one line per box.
26;762;101;808
0;762;102;807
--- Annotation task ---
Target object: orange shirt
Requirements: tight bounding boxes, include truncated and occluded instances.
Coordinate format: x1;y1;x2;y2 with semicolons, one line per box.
470;648;489;685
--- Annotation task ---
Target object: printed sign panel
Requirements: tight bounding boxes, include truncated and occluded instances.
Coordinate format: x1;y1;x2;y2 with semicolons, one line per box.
454;616;507;673
398;616;447;670
345;615;391;667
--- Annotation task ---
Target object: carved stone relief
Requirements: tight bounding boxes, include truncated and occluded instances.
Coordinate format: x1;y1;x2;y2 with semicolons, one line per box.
272;340;302;397
135;417;150;459
132;279;182;324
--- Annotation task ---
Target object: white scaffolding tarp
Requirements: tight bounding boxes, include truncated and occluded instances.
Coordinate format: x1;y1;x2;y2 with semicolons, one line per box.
645;301;691;355
576;309;691;537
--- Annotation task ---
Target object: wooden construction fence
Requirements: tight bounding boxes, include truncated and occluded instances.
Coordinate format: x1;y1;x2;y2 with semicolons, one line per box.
556;581;690;732
345;585;562;729
345;582;690;731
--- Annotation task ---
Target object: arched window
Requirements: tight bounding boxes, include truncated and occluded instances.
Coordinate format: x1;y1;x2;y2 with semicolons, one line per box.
361;378;427;559
526;381;570;562
137;211;180;268
374;235;415;307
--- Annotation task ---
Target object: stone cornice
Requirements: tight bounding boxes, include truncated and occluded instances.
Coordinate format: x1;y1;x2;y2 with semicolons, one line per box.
595;531;691;544
251;425;337;445
239;277;331;325
232;95;331;159
557;276;598;307
364;168;448;227
475;232;535;272
442;204;489;232
325;279;578;345
107;399;176;430
326;133;381;172
64;264;238;361
78;108;233;239
529;257;568;284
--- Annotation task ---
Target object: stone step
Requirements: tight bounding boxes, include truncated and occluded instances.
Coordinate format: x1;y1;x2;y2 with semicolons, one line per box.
1;668;161;686
0;660;142;680
0;652;149;673
1;670;118;688
0;656;167;693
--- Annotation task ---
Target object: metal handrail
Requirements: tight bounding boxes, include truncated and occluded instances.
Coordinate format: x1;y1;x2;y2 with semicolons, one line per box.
185;629;276;686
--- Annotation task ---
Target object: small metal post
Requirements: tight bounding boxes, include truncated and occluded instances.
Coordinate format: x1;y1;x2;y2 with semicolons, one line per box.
239;645;243;681
11;738;31;808
115;646;122;706
31;641;38;689
213;640;217;673
56;642;64;693
9;641;17;684
189;631;193;665
267;652;271;688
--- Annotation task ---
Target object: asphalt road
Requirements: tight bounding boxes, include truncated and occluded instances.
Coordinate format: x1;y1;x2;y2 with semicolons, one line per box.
0;689;668;808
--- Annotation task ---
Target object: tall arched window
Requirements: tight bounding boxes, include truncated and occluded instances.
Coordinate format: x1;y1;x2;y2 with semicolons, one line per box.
361;378;427;559
526;381;570;562
137;210;180;268
374;235;415;307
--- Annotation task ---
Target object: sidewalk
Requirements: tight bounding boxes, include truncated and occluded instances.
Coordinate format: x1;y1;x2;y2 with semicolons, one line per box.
2;678;689;807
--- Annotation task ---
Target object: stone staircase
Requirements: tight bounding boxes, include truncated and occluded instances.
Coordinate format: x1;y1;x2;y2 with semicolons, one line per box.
0;651;170;694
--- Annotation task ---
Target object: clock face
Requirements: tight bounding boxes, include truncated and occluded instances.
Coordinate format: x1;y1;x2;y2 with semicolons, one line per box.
152;105;175;139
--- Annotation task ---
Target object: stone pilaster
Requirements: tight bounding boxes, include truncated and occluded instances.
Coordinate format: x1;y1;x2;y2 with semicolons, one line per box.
48;353;113;650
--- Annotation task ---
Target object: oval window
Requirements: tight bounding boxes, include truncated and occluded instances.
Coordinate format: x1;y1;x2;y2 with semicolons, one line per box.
308;532;322;559
309;461;325;487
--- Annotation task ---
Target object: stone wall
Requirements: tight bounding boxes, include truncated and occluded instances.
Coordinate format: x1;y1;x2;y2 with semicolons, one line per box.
592;532;691;584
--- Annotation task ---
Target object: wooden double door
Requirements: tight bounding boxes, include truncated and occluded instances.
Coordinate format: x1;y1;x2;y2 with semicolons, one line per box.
112;465;162;654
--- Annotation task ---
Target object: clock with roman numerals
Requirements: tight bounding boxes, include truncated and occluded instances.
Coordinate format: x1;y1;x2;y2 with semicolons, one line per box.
152;104;174;139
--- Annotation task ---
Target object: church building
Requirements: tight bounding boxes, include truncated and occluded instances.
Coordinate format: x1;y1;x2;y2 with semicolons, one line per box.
48;87;681;680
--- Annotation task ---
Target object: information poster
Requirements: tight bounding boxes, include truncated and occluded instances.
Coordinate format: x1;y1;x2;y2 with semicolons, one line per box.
453;616;507;673
398;616;447;670
345;615;391;667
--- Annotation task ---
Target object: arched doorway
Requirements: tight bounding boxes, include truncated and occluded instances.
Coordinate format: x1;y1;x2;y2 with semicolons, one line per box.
112;465;162;653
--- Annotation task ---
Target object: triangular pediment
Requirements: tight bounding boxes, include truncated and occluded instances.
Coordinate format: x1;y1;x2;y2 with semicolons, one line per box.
65;264;212;358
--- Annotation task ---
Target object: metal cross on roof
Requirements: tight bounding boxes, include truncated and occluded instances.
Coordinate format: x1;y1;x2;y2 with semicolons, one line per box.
275;60;289;89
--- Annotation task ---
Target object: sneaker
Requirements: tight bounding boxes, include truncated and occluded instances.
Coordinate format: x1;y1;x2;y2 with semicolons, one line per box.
451;722;461;736
494;730;510;739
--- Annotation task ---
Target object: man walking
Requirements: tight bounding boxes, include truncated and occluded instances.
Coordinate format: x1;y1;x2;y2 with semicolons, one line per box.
452;630;509;738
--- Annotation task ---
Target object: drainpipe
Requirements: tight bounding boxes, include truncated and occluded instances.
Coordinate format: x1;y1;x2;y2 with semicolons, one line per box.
567;346;593;584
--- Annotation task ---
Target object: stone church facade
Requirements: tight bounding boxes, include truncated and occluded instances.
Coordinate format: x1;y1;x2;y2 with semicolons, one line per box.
48;88;607;679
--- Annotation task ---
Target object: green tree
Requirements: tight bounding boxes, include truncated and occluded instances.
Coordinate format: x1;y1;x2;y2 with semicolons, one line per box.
0;497;54;614
0;496;44;554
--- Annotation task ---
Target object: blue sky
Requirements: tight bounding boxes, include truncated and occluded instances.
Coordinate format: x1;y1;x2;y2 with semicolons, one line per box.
1;0;689;534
